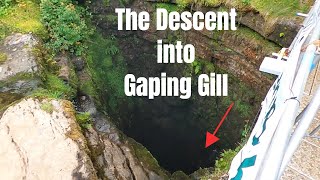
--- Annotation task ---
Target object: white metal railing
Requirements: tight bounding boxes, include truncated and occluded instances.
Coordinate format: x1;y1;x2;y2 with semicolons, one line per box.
228;1;320;179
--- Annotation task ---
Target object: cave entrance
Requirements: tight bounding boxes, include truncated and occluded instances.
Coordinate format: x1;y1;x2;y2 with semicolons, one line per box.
99;35;258;174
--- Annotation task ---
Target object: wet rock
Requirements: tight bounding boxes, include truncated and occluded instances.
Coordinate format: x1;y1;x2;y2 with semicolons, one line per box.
55;53;71;82
72;56;85;72
0;98;97;180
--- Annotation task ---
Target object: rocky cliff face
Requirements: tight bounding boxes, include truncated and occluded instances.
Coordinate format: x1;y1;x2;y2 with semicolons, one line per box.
0;33;41;111
0;98;167;180
90;0;302;94
0;32;168;180
0;98;97;180
85;0;301;173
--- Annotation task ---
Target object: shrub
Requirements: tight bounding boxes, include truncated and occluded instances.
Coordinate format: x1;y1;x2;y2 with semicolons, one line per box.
40;0;92;55
0;0;14;15
214;146;241;174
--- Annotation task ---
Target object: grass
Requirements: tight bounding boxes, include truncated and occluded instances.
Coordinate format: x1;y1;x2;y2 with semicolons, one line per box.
232;26;280;53
246;0;312;18
31;73;76;100
175;0;312;18
0;0;47;39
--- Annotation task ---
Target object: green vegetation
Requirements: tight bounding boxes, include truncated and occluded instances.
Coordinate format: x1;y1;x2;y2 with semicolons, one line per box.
40;101;55;113
188;59;257;119
0;52;7;64
171;171;191;179
32;73;76;99
0;0;14;15
214;146;241;175
0;72;35;87
175;0;312;18
126;137;170;179
191;60;202;75
86;32;128;112
177;0;222;8
0;92;23;113
233;26;280;53
75;112;92;129
40;0;93;55
0;0;47;39
213;122;250;177
156;3;184;12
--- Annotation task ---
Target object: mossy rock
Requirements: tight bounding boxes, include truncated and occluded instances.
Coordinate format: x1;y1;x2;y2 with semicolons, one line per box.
126;137;170;179
171;171;191;180
0;52;7;64
0;92;24;115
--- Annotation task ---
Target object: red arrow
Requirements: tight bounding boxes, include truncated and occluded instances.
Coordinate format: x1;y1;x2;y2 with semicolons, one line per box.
205;102;234;148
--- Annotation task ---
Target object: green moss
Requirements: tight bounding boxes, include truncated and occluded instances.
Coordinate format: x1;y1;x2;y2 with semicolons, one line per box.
192;59;258;119
176;0;222;8
79;77;98;99
40;101;55;114
31;46;76;100
0;72;35;88
176;0;312;18
0;52;7;64
233;26;280;53
0;92;23;113
69;66;79;92
104;14;118;24
86;32;128;112
248;0;312;18
126;137;170;179
191;167;216;180
214;147;241;175
171;171;191;180
103;0;110;6
46;74;76;98
0;0;47;40
31;73;76;100
156;3;184;12
75;112;92;129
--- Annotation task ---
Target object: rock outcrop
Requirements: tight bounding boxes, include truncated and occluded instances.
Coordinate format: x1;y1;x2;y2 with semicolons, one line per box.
0;97;168;180
89;0;304;94
78;95;168;180
0;33;38;80
0;33;40;94
0;98;97;180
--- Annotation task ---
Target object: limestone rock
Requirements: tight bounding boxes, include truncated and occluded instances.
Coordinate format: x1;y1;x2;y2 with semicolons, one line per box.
55;53;71;82
0;33;40;94
0;33;38;81
78;96;166;180
0;98;97;180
